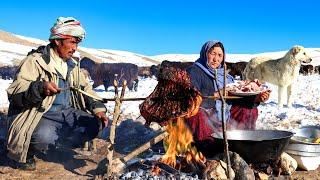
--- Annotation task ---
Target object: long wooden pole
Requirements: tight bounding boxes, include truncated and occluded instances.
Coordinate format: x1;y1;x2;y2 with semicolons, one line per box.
221;63;232;178
213;66;232;179
100;95;242;103
71;87;242;103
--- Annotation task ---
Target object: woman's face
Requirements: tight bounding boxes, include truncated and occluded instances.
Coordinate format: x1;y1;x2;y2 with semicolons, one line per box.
207;46;224;69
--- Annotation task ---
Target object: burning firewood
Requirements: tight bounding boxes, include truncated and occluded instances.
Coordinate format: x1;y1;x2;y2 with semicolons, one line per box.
213;151;254;180
151;165;162;176
203;160;234;180
160;117;206;169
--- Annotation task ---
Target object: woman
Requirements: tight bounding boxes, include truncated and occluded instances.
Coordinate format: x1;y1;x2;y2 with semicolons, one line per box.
186;41;270;156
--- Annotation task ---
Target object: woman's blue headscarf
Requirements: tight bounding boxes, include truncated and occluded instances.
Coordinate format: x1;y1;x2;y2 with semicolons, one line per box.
195;40;234;121
195;40;234;89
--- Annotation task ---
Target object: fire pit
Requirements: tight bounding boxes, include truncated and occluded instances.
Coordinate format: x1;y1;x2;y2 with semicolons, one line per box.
212;130;293;164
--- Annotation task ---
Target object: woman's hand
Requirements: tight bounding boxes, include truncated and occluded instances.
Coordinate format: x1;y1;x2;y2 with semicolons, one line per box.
255;90;271;103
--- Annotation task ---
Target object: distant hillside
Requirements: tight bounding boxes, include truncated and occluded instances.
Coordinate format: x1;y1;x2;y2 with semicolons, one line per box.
0;30;41;47
0;30;161;67
0;29;319;67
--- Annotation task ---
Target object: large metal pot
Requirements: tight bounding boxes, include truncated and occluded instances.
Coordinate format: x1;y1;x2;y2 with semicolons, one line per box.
212;130;294;164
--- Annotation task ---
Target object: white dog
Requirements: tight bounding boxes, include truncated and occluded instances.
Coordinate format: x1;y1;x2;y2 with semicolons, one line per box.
244;46;312;108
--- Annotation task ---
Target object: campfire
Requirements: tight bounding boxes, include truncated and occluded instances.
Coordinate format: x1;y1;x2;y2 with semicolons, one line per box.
139;66;207;170
160;117;206;169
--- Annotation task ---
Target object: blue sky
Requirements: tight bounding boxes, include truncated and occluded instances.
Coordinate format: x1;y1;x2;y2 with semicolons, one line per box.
0;0;319;55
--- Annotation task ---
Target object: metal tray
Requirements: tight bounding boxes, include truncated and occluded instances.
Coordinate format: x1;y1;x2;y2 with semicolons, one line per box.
291;125;320;145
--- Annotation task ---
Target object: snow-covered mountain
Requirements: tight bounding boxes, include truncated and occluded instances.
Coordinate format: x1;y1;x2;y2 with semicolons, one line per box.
152;49;320;66
0;30;160;67
1;30;320;67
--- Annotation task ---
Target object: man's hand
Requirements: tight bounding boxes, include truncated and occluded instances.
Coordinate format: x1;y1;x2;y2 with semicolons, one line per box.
95;111;109;127
255;90;271;103
43;81;61;96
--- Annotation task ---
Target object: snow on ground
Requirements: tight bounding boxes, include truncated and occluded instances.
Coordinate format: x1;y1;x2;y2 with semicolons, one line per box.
95;76;159;120
256;74;320;130
0;79;12;109
0;75;319;131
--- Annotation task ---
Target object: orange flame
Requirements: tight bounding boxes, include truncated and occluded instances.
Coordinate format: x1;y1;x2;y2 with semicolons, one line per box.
161;117;206;168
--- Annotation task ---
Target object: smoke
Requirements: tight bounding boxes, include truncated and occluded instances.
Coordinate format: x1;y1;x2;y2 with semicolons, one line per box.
203;106;258;137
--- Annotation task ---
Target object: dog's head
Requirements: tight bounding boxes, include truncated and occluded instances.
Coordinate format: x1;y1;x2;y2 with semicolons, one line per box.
291;45;312;64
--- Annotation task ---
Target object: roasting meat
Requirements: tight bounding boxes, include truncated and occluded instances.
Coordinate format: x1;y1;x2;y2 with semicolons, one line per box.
140;67;202;126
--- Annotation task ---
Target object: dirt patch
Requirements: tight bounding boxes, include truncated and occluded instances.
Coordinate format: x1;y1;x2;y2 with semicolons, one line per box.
291;166;320;180
0;138;109;179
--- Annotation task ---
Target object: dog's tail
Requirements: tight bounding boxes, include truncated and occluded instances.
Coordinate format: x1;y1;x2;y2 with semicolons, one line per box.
243;57;265;80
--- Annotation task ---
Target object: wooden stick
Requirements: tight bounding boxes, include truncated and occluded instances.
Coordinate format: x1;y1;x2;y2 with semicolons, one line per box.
102;97;146;102
122;131;167;163
112;131;168;173
203;95;243;100
119;80;127;103
106;80;127;178
114;79;119;97
222;63;232;179
101;95;243;103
